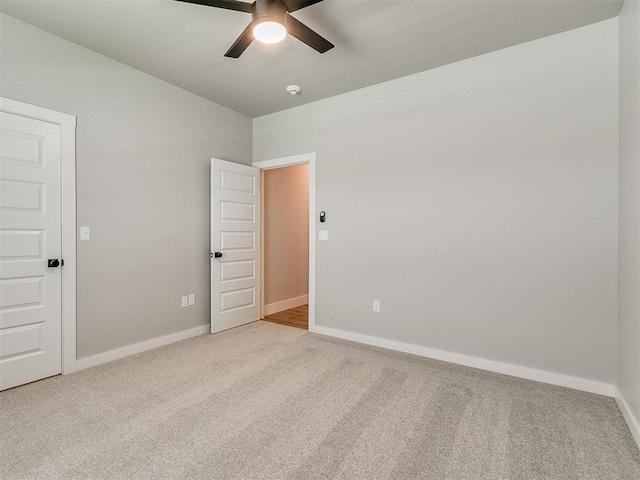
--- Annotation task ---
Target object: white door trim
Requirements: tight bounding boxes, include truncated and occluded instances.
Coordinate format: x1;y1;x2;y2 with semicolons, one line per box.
0;97;78;375
253;153;316;330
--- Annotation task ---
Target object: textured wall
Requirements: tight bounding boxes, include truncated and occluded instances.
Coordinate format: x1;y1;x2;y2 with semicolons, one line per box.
617;0;640;437
0;13;252;359
254;20;619;384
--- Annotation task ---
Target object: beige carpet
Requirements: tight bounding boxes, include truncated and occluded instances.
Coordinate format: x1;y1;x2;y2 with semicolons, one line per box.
1;321;639;479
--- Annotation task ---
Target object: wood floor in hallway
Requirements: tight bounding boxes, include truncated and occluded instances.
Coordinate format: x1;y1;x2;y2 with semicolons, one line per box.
263;304;308;330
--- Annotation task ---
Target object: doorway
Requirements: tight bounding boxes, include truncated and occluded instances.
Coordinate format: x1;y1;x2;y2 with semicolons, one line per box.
253;153;316;332
210;153;316;334
261;164;309;330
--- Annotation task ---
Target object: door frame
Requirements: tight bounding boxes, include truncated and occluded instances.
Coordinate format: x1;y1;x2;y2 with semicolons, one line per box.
0;97;78;375
253;153;316;330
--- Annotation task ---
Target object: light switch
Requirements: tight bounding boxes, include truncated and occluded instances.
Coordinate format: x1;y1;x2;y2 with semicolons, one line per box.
188;294;195;306
80;226;90;241
319;230;328;241
181;296;188;308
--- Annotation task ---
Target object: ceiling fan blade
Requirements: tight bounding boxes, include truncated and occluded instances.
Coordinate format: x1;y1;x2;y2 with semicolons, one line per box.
225;22;254;58
282;0;324;13
285;14;333;53
175;0;252;14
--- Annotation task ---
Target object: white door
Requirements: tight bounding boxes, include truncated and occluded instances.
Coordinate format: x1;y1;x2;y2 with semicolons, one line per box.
211;158;261;333
0;112;62;390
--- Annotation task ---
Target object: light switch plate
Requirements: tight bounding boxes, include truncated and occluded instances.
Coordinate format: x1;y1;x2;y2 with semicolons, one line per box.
188;294;195;306
80;226;90;241
181;296;188;308
319;230;328;241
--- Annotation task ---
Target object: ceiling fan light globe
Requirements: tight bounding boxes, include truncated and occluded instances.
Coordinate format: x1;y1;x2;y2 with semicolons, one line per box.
253;21;287;44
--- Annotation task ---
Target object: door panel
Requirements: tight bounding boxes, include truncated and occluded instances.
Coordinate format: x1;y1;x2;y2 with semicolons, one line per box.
0;229;44;259
0;112;62;390
220;287;255;313
220;231;255;251
211;159;260;333
220;260;255;282
220;201;255;222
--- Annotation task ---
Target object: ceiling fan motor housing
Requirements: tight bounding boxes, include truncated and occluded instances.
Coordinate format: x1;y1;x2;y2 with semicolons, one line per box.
252;0;287;27
175;0;334;58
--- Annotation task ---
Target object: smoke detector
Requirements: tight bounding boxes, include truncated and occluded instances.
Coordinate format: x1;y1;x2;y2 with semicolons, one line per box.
286;85;301;96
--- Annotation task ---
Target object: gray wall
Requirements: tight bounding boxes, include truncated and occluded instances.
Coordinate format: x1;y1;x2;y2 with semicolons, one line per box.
0;14;252;359
618;0;640;429
254;20;619;384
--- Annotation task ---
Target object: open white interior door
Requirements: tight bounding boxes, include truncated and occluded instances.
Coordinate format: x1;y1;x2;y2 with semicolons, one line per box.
211;158;261;333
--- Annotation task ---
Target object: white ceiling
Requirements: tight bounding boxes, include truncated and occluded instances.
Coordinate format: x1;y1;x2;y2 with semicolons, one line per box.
0;0;623;118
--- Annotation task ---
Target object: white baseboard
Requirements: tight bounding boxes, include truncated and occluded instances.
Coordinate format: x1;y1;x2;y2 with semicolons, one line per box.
73;325;210;372
264;295;308;316
615;387;640;449
309;324;615;397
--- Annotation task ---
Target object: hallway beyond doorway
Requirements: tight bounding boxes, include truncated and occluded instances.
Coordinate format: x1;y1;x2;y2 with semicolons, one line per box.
263;305;308;330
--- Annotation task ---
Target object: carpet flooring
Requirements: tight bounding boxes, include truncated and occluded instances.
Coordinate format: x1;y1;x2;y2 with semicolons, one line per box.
1;321;639;479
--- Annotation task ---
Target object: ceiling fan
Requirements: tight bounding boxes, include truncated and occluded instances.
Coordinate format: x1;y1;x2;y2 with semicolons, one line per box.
175;0;334;58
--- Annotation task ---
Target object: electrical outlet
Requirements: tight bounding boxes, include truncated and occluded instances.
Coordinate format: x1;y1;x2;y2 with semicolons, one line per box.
373;300;380;312
181;296;188;308
319;230;328;241
188;294;195;306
